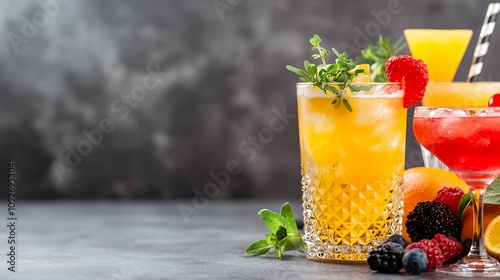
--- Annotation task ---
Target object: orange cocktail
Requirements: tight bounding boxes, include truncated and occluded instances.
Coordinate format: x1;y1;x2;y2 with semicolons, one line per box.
404;29;472;82
423;82;500;106
298;83;406;262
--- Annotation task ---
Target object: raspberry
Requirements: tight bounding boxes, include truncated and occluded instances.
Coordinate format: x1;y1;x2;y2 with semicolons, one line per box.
489;93;500;107
432;234;463;263
434;187;465;215
383;234;409;249
403;248;428;274
406;239;444;271
385;55;429;108
368;242;404;273
406;201;462;242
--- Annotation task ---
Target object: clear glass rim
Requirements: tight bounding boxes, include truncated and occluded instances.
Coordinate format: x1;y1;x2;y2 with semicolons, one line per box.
416;106;497;111
415;106;500;116
297;82;404;99
404;28;473;32
297;82;402;86
427;81;500;85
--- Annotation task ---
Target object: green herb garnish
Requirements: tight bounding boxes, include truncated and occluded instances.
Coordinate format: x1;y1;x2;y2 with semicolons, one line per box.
286;35;365;112
457;176;500;219
246;202;306;259
457;192;472;219
356;35;406;82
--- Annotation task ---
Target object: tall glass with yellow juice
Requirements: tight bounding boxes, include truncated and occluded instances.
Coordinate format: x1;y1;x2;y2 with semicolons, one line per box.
404;29;472;82
297;83;406;262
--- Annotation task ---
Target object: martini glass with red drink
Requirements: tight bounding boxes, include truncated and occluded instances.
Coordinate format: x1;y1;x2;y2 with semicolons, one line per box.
413;102;500;277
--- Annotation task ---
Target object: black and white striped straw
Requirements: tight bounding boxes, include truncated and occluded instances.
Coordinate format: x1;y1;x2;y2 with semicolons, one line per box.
467;3;500;82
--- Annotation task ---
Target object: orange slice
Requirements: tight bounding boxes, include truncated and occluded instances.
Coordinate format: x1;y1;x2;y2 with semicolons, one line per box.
485;215;500;260
351;64;370;83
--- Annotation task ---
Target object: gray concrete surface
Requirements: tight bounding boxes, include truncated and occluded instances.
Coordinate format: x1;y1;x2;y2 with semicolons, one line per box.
0;201;458;279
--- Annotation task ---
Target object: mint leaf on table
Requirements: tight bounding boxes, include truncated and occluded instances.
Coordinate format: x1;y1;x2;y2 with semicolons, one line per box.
276;226;288;241
485;177;500;204
246;202;307;259
246;239;272;256
258;209;285;233
280;203;307;253
280;203;299;233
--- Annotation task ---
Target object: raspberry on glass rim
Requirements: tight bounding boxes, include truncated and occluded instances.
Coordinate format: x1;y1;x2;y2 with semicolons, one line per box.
385;55;429;108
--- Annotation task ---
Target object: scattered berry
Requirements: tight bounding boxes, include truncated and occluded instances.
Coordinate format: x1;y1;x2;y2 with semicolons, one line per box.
384;234;409;249
431;234;463;263
368;242;404;273
434;187;465;215
403;248;428;274
406;239;444;271
385;55;429;108
406;201;462;242
489;93;500;107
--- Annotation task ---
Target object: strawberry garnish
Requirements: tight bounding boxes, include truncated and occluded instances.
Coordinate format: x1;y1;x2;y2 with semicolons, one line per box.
385;55;429;108
488;93;500;107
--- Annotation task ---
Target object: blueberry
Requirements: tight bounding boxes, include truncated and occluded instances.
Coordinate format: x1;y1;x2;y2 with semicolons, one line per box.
385;234;409;248
403;248;428;274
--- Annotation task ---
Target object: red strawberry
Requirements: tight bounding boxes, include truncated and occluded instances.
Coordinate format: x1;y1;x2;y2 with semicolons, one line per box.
385;55;429;108
489;93;500;107
434;187;465;216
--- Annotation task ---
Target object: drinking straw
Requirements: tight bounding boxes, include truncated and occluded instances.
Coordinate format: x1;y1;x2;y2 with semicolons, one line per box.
467;3;500;82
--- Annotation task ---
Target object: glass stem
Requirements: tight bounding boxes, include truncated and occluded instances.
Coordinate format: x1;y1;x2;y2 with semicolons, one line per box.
468;185;488;259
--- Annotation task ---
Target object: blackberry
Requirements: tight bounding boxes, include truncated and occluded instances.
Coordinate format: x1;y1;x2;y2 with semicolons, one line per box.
368;242;404;273
403;248;428;274
461;239;472;258
384;234;409;249
406;201;461;243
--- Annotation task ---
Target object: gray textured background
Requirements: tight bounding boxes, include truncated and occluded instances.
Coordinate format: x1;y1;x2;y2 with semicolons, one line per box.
1;0;499;199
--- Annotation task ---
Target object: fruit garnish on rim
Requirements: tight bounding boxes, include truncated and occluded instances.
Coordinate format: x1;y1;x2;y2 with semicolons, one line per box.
286;34;368;112
386;55;429;108
489;93;500;107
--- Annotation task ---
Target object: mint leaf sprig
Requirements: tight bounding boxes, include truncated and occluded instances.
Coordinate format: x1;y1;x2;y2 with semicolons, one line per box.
485;176;500;204
456;176;500;219
286;34;365;112
356;35;406;82
246;202;306;259
457;192;473;220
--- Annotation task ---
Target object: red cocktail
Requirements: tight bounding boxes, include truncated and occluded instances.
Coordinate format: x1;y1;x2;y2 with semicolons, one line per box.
414;106;500;276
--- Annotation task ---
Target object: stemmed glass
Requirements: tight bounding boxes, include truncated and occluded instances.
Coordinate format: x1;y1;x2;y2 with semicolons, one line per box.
413;106;500;277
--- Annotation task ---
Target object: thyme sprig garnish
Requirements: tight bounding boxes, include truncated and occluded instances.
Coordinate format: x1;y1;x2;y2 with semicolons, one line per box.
286;35;365;112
